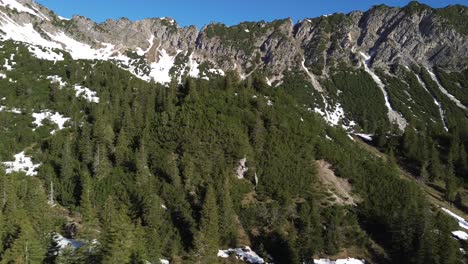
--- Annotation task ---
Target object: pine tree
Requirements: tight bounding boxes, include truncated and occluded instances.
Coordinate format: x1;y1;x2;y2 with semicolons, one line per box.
79;169;95;223
429;144;443;182
193;186;220;264
219;177;237;246
59;139;76;206
99;197;134;264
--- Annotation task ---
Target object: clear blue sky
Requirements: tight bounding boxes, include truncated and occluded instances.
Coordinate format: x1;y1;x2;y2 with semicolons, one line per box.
36;0;468;29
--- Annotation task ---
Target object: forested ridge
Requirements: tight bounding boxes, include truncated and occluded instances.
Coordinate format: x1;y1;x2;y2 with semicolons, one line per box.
0;39;466;264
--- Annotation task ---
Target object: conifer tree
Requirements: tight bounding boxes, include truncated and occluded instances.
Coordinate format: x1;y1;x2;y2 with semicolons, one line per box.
193;186;220;264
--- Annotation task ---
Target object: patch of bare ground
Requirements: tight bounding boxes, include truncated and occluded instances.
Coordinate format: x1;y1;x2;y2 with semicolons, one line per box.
315;160;359;206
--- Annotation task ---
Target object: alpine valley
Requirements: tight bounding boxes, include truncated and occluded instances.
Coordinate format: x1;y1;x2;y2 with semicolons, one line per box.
0;0;467;263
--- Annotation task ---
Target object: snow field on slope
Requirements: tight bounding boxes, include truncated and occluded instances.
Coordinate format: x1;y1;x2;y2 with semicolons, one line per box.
0;0;46;19
2;151;41;176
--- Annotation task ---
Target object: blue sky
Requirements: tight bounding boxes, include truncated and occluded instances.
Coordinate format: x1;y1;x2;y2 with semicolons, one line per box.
36;0;468;29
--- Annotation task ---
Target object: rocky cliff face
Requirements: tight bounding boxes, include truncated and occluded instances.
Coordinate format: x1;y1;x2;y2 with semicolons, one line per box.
0;0;465;86
0;0;466;133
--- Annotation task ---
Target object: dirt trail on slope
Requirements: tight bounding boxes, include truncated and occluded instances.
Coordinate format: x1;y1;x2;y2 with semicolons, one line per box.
316;160;358;206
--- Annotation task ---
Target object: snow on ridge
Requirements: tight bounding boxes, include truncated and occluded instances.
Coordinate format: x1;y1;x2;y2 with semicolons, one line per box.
2;151;41;176
413;72;448;131
218;246;265;264
359;52;407;131
57;15;70;21
427;69;467;111
0;0;44;19
314;258;365;264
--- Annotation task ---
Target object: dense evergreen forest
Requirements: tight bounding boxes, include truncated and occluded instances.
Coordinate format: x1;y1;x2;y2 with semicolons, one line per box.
0;39;466;264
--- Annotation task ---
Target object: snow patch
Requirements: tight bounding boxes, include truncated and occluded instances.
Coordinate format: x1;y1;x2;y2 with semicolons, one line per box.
0;0;45;19
147;47;181;84
301;57;323;92
73;85;99;103
236;158;248;179
32;110;70;133
52;233;84;251
218;246;265;264
314;258;365;264
0;104;21;113
427;70;467;110
414;73;448;131
2;151;41;176
359;52;407;130
452;231;468;241
441;207;468;230
312;95;355;130
188;53;200;78
27;45;64;61
355;133;373;141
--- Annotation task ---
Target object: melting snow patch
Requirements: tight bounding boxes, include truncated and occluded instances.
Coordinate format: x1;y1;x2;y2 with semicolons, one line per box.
441;207;468;230
218;246;265;264
57;16;70;21
452;231;468;241
188;53;200;78
27;45;64;61
312;96;355;130
73;85;99;103
427;70;467;110
0;105;21;113
414;73;448;131
147;48;181;84
301;57;323;92
207;68;225;76
236;158;248;179
314;258;365;264
32;110;70;133
355;133;373;141
359;52;407;130
2;151;41;176
52;233;84;251
47;75;66;88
